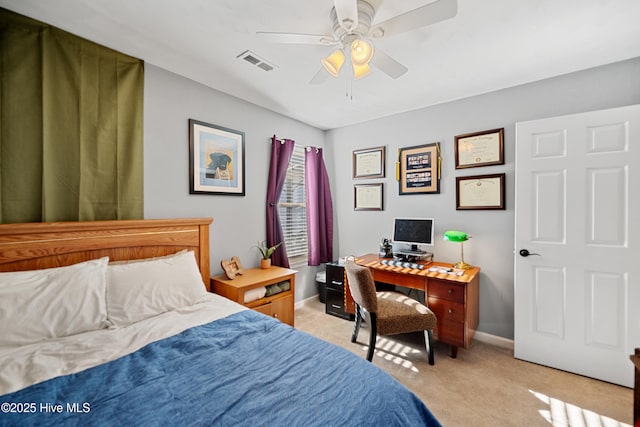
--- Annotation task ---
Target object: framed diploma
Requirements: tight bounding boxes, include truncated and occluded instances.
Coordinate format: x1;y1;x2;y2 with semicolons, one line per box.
454;128;504;169
398;143;441;195
353;146;385;179
456;173;505;210
354;183;383;211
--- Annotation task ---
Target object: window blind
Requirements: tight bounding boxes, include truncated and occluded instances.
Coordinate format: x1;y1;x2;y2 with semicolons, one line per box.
278;146;307;264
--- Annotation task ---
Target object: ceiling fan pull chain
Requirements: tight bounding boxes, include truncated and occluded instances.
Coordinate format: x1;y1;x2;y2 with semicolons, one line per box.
346;78;354;101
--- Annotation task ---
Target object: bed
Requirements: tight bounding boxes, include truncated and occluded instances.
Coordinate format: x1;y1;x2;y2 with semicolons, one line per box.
0;218;440;426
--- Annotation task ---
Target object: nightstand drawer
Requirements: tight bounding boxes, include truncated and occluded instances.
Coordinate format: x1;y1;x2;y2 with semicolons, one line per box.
428;280;465;303
253;302;273;317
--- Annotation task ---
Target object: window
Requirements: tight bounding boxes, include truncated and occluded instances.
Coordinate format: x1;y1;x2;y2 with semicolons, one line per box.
278;146;307;266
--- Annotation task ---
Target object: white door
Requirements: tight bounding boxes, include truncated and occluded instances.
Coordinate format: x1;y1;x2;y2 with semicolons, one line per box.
514;104;640;387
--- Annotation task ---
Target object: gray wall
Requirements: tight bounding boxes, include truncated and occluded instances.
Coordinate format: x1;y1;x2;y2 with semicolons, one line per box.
326;57;640;340
143;65;325;301
143;58;639;340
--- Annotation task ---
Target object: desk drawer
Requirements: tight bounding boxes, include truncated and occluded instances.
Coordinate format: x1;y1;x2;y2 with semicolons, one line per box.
428;280;464;303
434;319;465;347
428;297;465;323
373;268;426;290
326;279;344;292
326;263;344;280
326;264;345;290
326;287;353;320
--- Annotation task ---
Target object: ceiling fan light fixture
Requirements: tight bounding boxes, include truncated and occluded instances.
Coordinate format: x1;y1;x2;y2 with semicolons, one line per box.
321;50;345;77
352;62;371;79
350;38;374;66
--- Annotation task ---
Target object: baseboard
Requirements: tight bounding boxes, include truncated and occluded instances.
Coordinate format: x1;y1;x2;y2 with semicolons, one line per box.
473;331;514;351
294;295;318;310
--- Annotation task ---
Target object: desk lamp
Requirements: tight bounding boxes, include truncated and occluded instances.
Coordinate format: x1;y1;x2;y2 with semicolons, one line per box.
443;230;471;270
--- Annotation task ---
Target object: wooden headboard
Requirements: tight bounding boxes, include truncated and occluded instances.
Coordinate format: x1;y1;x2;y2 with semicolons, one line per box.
0;218;213;290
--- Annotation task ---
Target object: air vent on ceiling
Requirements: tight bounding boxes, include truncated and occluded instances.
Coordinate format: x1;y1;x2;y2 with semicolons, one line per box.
237;50;276;72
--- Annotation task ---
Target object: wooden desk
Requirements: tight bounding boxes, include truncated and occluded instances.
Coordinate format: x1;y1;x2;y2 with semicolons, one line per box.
349;254;480;358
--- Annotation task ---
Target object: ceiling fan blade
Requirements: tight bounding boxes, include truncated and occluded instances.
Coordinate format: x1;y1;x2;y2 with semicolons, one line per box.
370;49;408;79
371;0;457;38
257;32;338;45
310;67;330;85
333;0;358;32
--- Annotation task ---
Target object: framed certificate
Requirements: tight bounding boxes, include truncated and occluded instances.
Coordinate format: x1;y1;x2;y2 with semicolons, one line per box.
354;183;383;211
454;128;504;169
398;143;440;195
456;173;505;210
353;146;385;179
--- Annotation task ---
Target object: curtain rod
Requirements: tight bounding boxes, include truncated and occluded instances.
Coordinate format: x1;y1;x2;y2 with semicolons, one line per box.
272;135;293;143
272;135;319;152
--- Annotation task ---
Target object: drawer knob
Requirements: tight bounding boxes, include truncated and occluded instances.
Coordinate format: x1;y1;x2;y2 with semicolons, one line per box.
448;309;453;314
448;289;453;294
274;313;278;318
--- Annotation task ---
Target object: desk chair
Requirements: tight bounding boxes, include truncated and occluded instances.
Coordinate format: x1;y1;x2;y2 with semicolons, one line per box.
344;259;436;365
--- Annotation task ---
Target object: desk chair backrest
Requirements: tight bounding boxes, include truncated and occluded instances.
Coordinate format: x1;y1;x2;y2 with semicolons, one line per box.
345;259;378;313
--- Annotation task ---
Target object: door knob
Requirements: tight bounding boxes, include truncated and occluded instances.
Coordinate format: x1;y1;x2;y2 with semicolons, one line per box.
519;249;540;257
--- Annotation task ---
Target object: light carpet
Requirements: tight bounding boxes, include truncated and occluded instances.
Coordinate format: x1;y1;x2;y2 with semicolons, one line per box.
295;299;633;426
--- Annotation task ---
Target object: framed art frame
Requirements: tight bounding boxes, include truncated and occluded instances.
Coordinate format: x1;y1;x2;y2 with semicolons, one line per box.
353;146;385;179
221;256;244;279
456;173;505;210
189;119;245;195
398;143;440;195
354;183;383;211
454;128;504;169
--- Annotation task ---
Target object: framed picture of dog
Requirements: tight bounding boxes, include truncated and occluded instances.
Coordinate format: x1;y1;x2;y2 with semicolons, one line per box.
189;119;245;195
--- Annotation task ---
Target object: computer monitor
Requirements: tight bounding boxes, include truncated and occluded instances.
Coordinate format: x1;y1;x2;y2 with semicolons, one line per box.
392;217;435;254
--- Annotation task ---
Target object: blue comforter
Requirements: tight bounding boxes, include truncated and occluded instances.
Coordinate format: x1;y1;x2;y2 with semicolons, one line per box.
0;310;440;426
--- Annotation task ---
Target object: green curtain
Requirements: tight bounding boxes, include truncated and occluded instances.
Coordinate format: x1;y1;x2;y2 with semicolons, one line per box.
0;8;143;223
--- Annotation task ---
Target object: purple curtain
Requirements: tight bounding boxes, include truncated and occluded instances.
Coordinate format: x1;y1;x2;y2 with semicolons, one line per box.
305;147;334;266
266;136;295;268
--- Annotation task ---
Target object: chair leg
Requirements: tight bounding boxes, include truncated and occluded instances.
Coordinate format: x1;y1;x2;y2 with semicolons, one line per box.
366;313;377;362
351;305;363;343
424;329;435;365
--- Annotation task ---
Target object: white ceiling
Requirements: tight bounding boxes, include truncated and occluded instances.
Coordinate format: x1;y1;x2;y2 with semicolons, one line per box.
2;0;640;130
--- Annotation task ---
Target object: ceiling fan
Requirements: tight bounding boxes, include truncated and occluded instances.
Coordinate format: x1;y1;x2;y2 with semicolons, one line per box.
257;0;457;84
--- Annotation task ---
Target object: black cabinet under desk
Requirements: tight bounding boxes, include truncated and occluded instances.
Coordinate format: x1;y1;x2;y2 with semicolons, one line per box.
325;263;354;320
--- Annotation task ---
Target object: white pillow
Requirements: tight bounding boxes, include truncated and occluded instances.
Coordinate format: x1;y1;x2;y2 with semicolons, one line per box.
106;250;207;326
0;257;109;347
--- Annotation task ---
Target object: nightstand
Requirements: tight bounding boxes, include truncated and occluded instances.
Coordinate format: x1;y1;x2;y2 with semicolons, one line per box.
211;266;297;326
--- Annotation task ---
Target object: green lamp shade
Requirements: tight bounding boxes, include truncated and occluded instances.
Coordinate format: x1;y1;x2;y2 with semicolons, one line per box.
443;230;469;242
